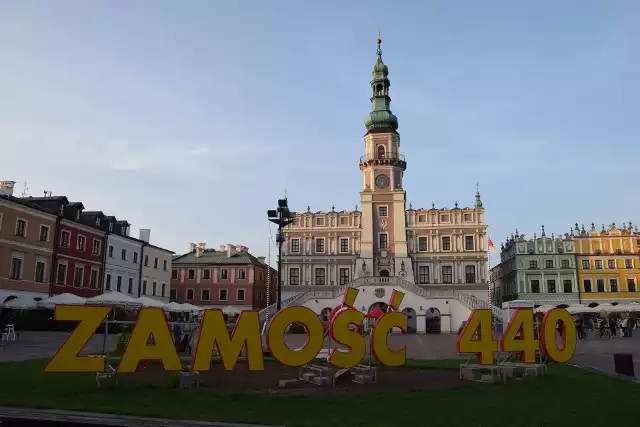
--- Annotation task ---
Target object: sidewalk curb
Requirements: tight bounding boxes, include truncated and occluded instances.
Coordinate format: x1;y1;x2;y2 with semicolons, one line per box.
567;363;640;384
0;406;285;427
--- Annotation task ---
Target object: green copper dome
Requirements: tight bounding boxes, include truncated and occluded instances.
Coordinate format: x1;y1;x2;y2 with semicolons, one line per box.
364;37;398;134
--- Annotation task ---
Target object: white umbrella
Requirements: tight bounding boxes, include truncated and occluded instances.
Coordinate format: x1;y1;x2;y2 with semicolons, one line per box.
137;296;169;309
40;293;87;308
3;296;41;309
87;291;141;307
168;302;190;312
567;305;600;314
179;303;204;312
534;305;554;314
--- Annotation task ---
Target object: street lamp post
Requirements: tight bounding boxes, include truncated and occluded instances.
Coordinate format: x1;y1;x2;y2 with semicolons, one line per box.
268;198;296;311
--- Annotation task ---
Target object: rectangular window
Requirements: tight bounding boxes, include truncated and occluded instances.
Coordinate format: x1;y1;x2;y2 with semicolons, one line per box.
116;276;122;292
379;233;388;249
35;261;46;282
92;240;101;256
90;270;99;289
610;279;618;292
465;236;474;251
597;279;605;292
121;249;127;261
15;219;26;237
291;239;300;253
238;269;246;279
418;237;428;251
162;284;166;297
221;269;228;279
133;252;138;263
465;265;476;283
561;259;570;269
627;279;636;292
154;257;158;268
144;255;149;266
441;266;453;284
152;282;157;296
203;269;210;280
9;256;22;280
442;237;451;251
315;268;326;285
379;206;388;217
170;289;177;300
61;231;70;248
74;266;84;287
315;239;325;253
563;280;572;293
172;269;179;279
625;259;633;268
340;238;349;253
237;289;245;301
142;280;147;294
339;268;349;285
582;260;590;269
289;268;300;285
547;279;556;293
201;289;211;301
127;277;133;293
529;260;538;269
595;260;603;269
186;289;194;300
77;235;86;251
163;260;168;271
608;260;616;269
108;245;114;257
545;260;554;268
104;273;111;291
188;269;195;279
531;280;540;293
219;289;228;301
418;266;429;284
39;225;49;241
583;279;592;293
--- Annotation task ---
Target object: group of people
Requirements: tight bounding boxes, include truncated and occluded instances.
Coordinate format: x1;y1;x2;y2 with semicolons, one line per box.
574;314;637;339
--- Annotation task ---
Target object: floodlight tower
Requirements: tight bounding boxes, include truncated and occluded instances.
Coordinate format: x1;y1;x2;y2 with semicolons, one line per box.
267;198;296;311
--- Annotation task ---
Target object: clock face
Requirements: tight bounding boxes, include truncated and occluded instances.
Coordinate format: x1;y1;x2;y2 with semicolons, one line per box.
375;174;389;188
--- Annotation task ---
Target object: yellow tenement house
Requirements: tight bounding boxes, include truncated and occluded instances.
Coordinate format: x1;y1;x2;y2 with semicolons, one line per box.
574;222;640;303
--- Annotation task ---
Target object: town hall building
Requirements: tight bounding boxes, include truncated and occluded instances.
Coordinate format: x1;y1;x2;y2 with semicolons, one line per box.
274;38;495;333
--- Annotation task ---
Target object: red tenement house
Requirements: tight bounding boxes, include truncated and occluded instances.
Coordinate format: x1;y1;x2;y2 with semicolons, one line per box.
171;243;277;311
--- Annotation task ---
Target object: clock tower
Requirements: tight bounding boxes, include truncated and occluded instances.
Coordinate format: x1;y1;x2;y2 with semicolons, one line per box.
357;36;414;283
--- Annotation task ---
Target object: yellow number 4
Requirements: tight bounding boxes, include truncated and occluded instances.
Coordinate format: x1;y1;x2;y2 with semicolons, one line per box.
501;309;539;363
456;309;498;365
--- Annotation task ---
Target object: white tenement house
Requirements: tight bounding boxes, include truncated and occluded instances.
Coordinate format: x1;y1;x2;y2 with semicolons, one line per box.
271;38;496;333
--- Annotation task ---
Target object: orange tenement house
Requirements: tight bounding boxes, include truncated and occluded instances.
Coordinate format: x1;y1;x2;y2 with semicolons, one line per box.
574;222;640;302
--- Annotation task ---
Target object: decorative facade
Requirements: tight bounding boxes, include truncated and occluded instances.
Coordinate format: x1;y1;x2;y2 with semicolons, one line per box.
171;243;277;311
489;227;578;306
140;230;173;302
573;222;640;303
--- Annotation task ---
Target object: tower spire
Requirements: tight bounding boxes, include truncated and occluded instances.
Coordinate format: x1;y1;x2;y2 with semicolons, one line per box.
474;183;483;208
364;34;398;135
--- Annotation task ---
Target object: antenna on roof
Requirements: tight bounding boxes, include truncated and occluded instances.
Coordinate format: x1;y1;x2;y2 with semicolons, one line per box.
21;181;28;197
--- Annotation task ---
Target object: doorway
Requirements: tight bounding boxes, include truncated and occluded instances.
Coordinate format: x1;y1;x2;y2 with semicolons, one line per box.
379;269;390;277
425;307;441;334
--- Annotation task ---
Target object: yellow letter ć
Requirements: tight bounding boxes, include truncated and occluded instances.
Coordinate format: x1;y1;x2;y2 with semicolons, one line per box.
370;311;407;367
193;309;263;371
328;308;365;369
118;307;182;373
266;306;324;367
500;308;539;363
456;309;498;365
44;305;111;373
540;308;577;363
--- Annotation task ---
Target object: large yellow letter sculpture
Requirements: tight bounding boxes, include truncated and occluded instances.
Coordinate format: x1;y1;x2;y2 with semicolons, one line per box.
329;308;366;368
118;307;182;373
193;309;263;371
266;306;324;366
44;305;111;373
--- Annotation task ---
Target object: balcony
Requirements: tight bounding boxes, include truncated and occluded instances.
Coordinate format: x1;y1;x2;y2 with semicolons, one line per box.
359;152;407;171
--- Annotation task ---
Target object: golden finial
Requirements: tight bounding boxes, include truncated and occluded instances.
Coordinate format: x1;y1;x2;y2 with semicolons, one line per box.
377;31;382;45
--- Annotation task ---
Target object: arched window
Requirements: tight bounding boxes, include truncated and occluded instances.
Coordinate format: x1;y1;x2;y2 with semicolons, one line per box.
377;145;385;159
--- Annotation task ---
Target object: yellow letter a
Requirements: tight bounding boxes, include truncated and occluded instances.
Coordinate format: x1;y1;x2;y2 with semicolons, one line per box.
193;309;264;371
118;308;182;373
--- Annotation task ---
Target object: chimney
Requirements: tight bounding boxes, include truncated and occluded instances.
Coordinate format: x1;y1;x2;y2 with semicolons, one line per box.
219;245;226;252
189;243;197;253
139;229;151;243
0;181;16;196
227;244;237;257
257;256;266;264
197;242;206;250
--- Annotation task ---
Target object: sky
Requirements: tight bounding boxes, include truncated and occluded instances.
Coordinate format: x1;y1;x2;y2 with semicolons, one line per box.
1;0;639;266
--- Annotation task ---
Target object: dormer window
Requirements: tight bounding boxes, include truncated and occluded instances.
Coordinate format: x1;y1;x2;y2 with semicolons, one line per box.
95;218;100;226
121;227;125;236
108;223;113;232
76;211;80;221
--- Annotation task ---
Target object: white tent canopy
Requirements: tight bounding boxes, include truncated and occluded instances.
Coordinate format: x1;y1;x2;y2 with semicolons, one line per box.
86;291;141;307
3;296;41;309
136;296;169;308
41;293;87;307
167;302;191;312
180;303;204;312
534;305;554;314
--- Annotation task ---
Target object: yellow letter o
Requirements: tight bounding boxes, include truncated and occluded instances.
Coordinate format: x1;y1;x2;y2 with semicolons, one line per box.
541;308;577;363
266;306;324;367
